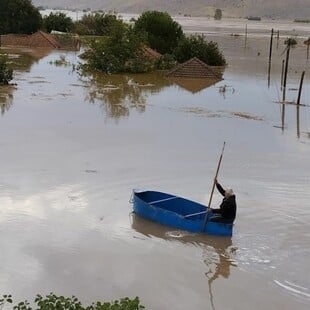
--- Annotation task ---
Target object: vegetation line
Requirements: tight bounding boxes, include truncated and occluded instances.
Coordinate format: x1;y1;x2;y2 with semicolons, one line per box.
0;293;145;310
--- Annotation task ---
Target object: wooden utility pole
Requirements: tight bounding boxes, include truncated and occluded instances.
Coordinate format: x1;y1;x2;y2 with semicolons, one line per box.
280;59;285;90
281;103;285;132
297;71;305;106
282;46;290;102
244;24;248;48
296;71;305;138
268;29;274;87
304;38;310;60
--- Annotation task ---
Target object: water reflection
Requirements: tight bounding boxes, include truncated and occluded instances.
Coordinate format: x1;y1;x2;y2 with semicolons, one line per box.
203;237;237;310
0;85;15;115
3;47;51;71
168;77;221;94
130;213;237;310
81;72;172;119
0;48;52;115
276;100;310;139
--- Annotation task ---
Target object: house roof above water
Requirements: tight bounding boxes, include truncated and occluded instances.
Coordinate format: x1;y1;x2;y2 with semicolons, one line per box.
166;57;223;93
0;31;61;49
166;57;223;80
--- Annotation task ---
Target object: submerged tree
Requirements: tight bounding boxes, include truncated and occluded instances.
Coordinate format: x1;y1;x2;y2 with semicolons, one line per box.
74;13;123;36
0;54;13;85
43;12;74;33
0;0;42;34
214;8;222;20
81;11;226;73
134;11;185;54
284;37;298;48
173;34;226;66
82;23;153;74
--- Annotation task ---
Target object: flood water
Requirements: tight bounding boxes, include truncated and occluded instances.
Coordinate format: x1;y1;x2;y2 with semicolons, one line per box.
0;25;310;309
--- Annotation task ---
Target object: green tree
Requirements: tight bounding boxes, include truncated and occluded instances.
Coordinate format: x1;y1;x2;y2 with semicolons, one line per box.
74;13;123;36
0;0;42;34
214;8;222;20
43;12;74;33
173;34;226;66
155;54;177;70
0;54;13;85
284;37;298;47
82;23;152;74
134;11;184;54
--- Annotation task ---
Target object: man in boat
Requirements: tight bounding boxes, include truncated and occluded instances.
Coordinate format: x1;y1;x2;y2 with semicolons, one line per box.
209;179;236;224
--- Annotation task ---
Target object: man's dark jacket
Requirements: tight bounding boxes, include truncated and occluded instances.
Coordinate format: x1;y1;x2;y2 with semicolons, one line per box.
212;183;236;222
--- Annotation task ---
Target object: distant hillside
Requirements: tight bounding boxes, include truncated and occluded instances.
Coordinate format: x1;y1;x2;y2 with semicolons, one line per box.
32;0;310;19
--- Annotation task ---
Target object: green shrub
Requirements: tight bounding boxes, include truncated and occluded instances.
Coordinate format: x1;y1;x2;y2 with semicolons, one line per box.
81;24;152;74
0;0;42;34
43;12;74;33
173;35;226;66
125;57;155;73
80;11;226;73
294;19;310;23
74;13;123;36
284;37;298;47
0;293;145;309
155;54;177;70
134;11;184;54
214;9;222;20
0;54;13;85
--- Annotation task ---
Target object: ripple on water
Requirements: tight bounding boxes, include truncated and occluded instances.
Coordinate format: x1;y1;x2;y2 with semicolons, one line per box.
165;230;190;239
274;280;310;299
233;233;281;271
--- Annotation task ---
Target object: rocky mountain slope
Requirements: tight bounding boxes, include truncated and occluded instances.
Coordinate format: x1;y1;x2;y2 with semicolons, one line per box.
32;0;310;19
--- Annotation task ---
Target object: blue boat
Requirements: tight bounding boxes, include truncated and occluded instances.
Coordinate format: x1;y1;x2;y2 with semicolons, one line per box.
131;189;233;236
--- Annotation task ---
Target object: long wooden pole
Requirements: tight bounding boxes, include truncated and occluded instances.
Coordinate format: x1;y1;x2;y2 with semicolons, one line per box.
282;46;290;102
202;142;226;231
281;103;285;132
280;59;285;90
297;100;300;139
297;71;305;106
268;28;274;87
244;24;248;48
296;71;305;138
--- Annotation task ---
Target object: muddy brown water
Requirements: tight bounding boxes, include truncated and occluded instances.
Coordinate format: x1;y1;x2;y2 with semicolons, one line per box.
0;26;310;309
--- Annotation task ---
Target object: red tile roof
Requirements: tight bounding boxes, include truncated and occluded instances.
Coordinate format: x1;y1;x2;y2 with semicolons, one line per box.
0;31;61;49
143;46;162;60
166;57;222;79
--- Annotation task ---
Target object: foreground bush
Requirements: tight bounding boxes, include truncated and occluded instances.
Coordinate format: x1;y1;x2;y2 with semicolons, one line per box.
0;55;13;85
0;293;145;309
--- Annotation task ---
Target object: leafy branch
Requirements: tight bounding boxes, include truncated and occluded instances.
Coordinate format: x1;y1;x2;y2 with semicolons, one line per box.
0;294;145;310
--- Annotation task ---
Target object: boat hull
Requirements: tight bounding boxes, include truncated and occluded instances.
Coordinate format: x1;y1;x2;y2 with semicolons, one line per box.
132;190;233;236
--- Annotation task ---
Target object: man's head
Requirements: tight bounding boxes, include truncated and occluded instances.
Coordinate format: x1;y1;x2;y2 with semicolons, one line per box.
224;189;234;198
